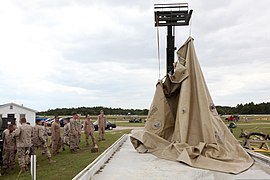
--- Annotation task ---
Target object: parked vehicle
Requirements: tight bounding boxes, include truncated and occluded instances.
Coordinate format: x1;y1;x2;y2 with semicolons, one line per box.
59;116;72;127
36;116;49;122
129;117;142;123
225;115;240;122
46;118;54;126
93;120;116;131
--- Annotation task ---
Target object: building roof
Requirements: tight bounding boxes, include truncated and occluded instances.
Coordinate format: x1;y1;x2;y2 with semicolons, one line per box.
0;102;38;113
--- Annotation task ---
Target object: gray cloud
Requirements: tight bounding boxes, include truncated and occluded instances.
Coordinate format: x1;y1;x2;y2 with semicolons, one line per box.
0;0;269;110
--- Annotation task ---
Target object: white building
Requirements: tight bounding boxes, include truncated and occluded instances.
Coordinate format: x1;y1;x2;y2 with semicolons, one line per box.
0;102;37;126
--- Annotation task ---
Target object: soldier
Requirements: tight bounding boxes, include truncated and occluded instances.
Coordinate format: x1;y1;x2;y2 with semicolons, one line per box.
2;124;16;170
32;119;55;163
76;114;82;147
69;113;80;152
43;121;51;143
97;110;106;141
84;115;97;147
62;118;70;150
51;116;61;155
14;117;32;172
42;121;51;154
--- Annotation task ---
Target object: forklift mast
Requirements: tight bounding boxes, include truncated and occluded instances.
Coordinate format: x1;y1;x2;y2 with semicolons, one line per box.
154;3;192;74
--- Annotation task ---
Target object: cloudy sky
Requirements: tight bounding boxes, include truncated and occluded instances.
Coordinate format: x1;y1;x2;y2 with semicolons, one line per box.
0;0;269;111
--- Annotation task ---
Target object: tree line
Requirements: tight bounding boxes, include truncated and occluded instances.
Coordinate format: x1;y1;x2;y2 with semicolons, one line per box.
38;106;149;116
38;102;270;116
216;102;270;115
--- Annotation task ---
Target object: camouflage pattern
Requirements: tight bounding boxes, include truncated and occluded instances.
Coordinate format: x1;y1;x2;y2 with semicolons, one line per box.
14;123;32;168
32;125;51;158
2;129;16;169
63;122;70;146
69;118;79;151
43;126;51;143
76;119;82;144
32;125;46;146
51;121;61;155
17;147;31;168
98;114;106;140
32;144;51;158
14;123;32;148
84;118;96;146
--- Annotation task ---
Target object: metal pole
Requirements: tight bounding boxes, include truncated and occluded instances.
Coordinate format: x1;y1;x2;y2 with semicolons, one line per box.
166;25;175;74
31;155;36;180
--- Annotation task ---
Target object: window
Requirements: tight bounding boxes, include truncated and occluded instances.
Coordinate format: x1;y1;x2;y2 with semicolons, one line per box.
10;105;13;109
20;114;26;119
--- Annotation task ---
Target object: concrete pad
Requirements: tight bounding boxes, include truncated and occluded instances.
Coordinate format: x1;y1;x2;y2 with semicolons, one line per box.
93;135;270;180
73;134;128;180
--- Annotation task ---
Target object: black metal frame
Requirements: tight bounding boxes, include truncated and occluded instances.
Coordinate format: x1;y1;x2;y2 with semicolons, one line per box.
154;3;192;74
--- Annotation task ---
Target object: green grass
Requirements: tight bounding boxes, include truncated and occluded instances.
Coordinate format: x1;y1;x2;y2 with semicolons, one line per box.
116;121;145;127
1;129;131;180
225;121;270;135
224;121;270;156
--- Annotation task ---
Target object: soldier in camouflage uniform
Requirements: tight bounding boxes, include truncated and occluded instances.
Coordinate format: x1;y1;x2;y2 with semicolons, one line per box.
2;124;16;170
84;115;97;146
14;117;32;172
69;113;80;152
43;121;51;143
62;118;70;150
32;119;55;163
97;110;106;141
51;116;62;155
42;121;51;154
76;114;82;147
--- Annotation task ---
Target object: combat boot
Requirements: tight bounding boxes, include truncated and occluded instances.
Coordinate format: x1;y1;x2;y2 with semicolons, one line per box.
48;157;56;163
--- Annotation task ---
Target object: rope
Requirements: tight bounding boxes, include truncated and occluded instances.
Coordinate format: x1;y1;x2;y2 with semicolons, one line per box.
16;169;22;180
156;25;161;79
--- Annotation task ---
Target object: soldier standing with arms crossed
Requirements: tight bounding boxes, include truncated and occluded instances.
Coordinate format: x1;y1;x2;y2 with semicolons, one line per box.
51;116;61;155
14;117;32;172
97;110;106;141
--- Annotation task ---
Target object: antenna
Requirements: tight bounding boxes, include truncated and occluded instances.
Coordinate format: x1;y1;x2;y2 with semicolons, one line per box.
154;3;192;74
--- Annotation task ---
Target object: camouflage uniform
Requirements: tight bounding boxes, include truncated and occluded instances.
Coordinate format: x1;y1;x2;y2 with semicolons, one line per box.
43;126;51;143
98;114;106;141
2;129;16;169
63;122;70;146
84;119;96;146
14;123;32;169
76;119;82;146
42;126;51;154
69;118;79;151
32;125;51;158
51;121;61;155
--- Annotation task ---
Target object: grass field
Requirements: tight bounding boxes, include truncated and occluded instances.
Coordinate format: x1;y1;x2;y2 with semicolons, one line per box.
1;129;131;180
116;121;146;127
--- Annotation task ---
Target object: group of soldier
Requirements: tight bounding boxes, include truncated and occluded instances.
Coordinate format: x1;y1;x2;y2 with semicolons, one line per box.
1;110;107;174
